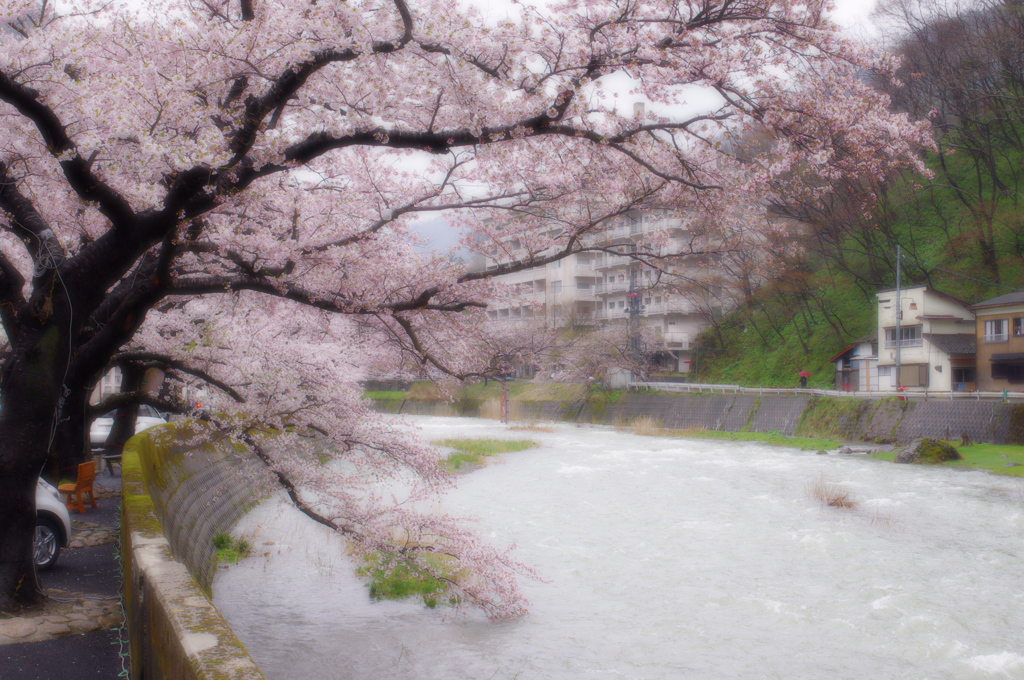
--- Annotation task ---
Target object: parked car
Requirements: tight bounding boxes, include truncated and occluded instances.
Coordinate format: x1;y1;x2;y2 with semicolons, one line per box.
35;478;72;570
90;404;167;450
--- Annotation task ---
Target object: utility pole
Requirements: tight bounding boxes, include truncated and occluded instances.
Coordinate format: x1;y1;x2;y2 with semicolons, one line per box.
627;258;642;378
895;244;902;391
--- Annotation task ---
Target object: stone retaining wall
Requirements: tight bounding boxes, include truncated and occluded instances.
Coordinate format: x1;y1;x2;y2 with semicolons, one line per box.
382;393;1024;444
122;421;267;680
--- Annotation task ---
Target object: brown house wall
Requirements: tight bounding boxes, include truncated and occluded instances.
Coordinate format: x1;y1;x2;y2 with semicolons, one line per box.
975;310;1024;391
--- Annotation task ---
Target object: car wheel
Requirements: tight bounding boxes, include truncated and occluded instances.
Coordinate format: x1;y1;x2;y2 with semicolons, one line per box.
34;517;61;570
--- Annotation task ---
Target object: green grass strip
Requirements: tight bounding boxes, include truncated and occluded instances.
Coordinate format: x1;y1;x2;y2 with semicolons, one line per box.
871;442;1024;476
358;551;460;608
362;390;407;400
660;428;842;451
432;438;537;471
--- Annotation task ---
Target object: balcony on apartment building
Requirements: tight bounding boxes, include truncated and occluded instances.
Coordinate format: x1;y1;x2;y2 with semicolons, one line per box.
594;280;631;295
594;305;630;320
591;212;684;243
644;299;694;315
657;331;690;350
593;253;633;270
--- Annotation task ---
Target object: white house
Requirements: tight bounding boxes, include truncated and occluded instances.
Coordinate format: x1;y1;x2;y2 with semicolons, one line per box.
874;285;976;391
829;331;878;391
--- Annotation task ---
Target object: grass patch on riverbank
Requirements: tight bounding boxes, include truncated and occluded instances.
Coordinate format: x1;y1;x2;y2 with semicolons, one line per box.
657;428;842;451
213;532;251;564
871;442;1024;476
432;438;537;471
358;552;459;608
363;390;406;400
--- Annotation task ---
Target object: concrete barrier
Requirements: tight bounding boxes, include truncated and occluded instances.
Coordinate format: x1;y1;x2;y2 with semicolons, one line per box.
121;420;267;680
372;392;1024;445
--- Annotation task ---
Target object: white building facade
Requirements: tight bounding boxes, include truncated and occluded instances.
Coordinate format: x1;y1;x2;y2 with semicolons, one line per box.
482;210;720;373
875;285;976;392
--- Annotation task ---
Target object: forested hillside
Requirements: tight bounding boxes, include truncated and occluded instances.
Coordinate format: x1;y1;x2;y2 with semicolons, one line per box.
694;0;1024;388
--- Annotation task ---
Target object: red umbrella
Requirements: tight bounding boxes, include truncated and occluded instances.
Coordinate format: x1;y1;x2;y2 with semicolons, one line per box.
798;370;811;377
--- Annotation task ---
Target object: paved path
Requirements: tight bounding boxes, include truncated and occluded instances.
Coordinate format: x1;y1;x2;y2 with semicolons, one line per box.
0;472;125;680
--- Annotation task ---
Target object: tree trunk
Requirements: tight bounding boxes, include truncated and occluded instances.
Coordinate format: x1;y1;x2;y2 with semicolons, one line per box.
45;384;92;482
0;321;73;608
0;465;43;609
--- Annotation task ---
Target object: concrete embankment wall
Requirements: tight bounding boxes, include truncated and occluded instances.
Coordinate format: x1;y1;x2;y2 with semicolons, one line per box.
121;421;267;680
383;393;1024;445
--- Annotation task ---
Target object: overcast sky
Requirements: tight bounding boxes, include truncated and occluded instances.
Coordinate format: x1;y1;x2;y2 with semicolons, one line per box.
409;0;883;253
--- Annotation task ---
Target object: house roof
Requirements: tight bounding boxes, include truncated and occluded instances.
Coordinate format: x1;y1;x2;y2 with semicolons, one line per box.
854;330;878;343
876;285;972;309
829;331;877;362
828;345;855;363
923;333;976;356
971;291;1024;310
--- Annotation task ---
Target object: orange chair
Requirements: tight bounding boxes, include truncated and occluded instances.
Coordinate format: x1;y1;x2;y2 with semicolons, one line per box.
58;461;98;513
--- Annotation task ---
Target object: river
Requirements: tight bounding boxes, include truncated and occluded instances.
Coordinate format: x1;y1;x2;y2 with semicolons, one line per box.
213;416;1024;679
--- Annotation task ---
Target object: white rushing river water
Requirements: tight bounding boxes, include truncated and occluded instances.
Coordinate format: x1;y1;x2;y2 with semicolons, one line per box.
213;416;1024;679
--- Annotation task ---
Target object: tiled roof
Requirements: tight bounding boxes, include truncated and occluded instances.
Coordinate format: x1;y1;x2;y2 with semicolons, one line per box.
971;291;1024;310
922;333;976;355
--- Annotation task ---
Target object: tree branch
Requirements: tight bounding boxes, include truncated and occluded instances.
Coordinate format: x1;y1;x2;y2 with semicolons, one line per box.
112;350;246;403
0;72;137;227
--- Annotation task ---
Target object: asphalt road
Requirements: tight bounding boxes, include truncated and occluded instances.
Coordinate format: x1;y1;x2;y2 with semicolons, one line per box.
0;473;125;680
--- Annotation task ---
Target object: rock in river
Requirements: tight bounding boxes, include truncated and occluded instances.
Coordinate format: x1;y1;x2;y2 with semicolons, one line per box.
894;438;963;465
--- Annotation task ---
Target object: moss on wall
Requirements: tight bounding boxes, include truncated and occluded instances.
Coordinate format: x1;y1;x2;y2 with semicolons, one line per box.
1007;405;1024;445
794;396;871;440
122;427;267;680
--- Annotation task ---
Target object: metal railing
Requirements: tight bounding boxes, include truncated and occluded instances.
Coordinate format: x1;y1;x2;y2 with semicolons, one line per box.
628;381;1024;401
594;281;630;295
883;338;923;349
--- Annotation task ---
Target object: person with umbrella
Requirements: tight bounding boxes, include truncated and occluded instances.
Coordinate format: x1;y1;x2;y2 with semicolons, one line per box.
798;370;810;388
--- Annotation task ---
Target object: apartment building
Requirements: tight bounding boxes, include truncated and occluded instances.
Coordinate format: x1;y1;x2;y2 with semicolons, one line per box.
481;209;718;373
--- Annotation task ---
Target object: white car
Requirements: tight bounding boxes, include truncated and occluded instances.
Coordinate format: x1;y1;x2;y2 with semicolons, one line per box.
35;478;72;570
90;404;167;449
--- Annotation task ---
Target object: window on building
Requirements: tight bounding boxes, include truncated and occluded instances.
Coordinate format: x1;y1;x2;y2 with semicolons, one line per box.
900;364;929;387
644;297;651;305
878;365;892;377
618;300;625;308
985;319;1008;343
992;363;1024;383
552;281;562;293
1014;318;1024;337
884;326;922;348
951;367;975;391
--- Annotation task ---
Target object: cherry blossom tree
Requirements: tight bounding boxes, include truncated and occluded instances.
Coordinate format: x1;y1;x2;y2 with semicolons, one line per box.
0;0;932;610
